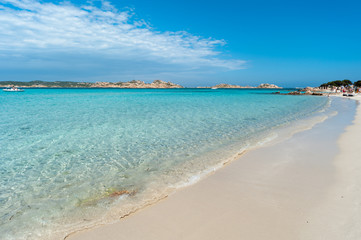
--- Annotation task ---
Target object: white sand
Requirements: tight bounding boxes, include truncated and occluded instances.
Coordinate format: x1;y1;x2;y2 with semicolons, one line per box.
301;95;361;239
68;96;361;240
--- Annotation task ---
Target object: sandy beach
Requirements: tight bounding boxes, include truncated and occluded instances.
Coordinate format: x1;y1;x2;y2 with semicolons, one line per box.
2;1;360;239
68;96;361;240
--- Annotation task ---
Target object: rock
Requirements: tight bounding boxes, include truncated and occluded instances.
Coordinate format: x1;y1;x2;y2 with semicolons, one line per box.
287;91;302;95
212;83;245;88
0;80;184;89
129;80;145;84
301;86;321;92
257;83;282;89
92;80;183;88
147;80;183;88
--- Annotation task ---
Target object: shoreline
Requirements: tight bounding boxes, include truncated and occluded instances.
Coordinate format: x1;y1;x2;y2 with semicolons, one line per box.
0;88;331;240
0;81;281;89
300;95;361;239
55;101;327;239
68;95;360;240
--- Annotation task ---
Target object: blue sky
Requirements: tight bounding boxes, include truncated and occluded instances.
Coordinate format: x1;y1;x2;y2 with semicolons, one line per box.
0;0;360;87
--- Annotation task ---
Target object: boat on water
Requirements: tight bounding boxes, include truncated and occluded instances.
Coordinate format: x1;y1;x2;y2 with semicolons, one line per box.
3;86;24;92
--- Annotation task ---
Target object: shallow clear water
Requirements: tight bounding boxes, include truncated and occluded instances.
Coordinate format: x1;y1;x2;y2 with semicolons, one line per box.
0;88;329;239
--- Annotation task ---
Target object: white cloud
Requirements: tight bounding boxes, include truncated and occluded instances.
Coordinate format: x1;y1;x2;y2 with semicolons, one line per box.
0;0;245;80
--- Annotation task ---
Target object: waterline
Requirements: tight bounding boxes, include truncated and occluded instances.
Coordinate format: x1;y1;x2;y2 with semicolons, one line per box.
0;88;330;239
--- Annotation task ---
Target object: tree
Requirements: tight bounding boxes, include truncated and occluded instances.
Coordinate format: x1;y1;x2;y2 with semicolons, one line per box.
333;80;343;86
342;79;352;86
319;79;353;88
354;80;361;87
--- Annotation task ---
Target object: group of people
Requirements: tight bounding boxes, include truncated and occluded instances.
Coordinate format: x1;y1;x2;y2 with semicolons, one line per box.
326;86;360;94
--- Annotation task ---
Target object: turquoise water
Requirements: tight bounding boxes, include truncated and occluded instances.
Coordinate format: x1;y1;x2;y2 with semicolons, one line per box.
0;88;329;239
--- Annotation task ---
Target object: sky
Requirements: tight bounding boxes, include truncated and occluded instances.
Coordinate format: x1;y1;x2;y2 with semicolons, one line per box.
0;0;360;87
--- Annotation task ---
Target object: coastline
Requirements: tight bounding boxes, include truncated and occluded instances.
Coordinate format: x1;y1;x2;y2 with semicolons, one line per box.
0;88;331;240
0;80;281;89
300;95;361;239
67;96;360;240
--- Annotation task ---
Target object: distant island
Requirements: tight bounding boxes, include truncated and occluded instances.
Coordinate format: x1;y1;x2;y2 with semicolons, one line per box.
0;80;183;89
204;83;282;89
0;80;282;89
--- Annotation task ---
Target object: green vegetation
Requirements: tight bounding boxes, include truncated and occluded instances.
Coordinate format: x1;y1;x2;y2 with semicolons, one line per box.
354;80;361;87
320;79;354;87
0;80;93;88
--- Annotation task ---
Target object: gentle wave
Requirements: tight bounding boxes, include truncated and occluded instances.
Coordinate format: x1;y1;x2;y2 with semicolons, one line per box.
0;88;330;239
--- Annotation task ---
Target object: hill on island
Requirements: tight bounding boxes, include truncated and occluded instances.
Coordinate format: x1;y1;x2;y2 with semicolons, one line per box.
0;80;282;89
206;83;282;89
0;80;183;88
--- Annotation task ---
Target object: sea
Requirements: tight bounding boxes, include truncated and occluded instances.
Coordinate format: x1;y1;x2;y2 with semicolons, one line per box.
0;88;332;239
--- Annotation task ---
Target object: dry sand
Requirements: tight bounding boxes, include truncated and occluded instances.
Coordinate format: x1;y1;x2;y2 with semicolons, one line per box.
68;96;361;240
300;95;361;240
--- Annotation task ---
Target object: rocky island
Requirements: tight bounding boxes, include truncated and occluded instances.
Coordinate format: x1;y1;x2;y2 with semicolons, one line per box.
91;80;183;88
256;83;282;88
204;83;282;89
0;80;183;89
210;83;249;88
0;80;283;89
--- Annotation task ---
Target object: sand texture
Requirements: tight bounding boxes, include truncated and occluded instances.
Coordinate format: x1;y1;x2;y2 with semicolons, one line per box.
68;96;361;240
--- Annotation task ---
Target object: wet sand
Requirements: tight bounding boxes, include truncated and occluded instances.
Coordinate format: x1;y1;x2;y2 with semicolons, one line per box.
68;96;361;240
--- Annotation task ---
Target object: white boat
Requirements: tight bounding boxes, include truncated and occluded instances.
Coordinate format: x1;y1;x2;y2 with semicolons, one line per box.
3;87;24;92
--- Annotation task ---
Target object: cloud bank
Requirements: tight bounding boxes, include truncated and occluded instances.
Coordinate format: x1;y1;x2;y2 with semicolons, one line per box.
0;0;245;82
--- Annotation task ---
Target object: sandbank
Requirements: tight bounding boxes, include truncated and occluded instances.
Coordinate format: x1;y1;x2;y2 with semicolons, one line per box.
68;96;361;240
